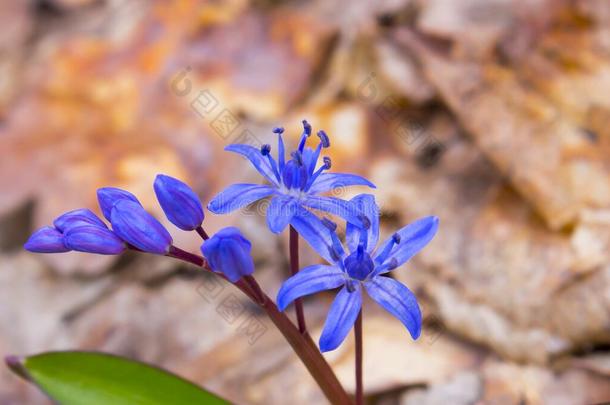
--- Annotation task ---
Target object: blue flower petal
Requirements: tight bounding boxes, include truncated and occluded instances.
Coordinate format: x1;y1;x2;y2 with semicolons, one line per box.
53;208;107;232
208;184;275;214
277;265;345;311
266;195;299;234
97;187;141;221
225;144;280;186
308;173;375;194
63;225;125;255
364;276;422;339
290;207;343;264
154;174;204;231
375;216;439;270
302;195;367;229
24;226;69;253
301;146;319;175
110;200;173;254
319;284;362;352
346;194;379;253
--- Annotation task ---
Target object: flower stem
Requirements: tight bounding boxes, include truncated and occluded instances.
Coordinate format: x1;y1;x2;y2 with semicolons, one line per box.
355;310;363;405
167;245;204;266
196;226;210;240
289;225;307;334
167;248;352;404
244;275;266;305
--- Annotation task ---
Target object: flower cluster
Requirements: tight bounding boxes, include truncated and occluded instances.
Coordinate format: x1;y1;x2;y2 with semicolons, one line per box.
25;176;195;256
24;122;439;353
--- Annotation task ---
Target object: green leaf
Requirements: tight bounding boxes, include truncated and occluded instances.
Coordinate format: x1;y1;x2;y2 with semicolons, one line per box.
5;351;229;405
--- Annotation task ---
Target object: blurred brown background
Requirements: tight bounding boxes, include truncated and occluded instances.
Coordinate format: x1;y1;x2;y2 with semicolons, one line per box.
1;0;610;404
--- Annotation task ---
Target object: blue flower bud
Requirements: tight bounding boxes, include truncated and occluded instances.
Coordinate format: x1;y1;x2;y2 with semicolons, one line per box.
153;174;204;231
53;208;107;232
24;226;69;253
201;227;254;282
97;187;141;221
63;225;126;255
110;200;172;254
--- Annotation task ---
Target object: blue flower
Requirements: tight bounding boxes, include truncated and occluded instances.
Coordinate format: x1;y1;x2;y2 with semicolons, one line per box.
110;200;173;254
208;121;375;233
201;227;254;282
26;208;125;255
24;226;70;253
277;194;439;352
97;187;141;221
63;225;126;255
154;174;204;231
53;208;108;232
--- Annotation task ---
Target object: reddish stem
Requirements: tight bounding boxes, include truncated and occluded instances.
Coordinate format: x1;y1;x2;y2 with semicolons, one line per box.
289;226;307;334
355;310;363;405
196;226;210;240
167;245;204;267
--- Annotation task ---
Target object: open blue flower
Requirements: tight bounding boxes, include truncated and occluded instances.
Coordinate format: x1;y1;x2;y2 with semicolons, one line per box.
277;194;439;352
208;121;376;233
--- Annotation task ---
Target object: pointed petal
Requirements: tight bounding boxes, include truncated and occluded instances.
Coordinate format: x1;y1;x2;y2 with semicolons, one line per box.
302;196;367;229
266;195;299;234
276;265;345;311
308;173;375;194
63;225;125;255
290;207;343;264
24;226;69;253
375;216;439;270
110;200;172;255
346;194;380;253
364;276;422;339
319;285;362;352
226;144;280;186
53;208;108;232
97;187;141;221
207;184;275;214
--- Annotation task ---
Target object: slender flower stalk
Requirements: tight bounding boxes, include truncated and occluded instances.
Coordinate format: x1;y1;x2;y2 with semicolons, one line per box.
290;225;307;334
195;226;210;240
354;310;363;405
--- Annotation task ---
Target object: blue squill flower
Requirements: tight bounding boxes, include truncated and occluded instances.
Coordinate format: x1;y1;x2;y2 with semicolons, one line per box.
53;208;108;232
26;208;125;255
208;121;375;233
201;227;254;282
63;225;126;255
97;187;141;221
24;226;70;253
154;174;204;231
277;194;439;352
110;200;173;254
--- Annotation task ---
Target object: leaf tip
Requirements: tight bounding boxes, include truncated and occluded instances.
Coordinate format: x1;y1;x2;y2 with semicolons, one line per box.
5;355;30;381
